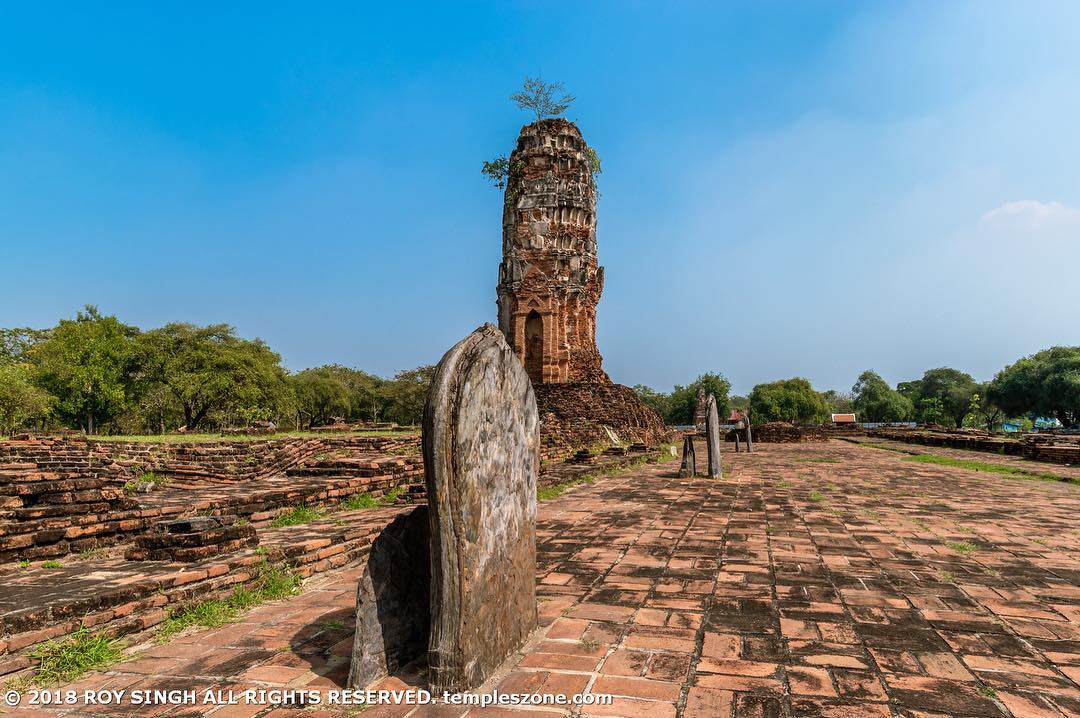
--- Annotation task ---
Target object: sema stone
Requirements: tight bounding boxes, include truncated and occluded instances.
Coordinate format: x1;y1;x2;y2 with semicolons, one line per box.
679;436;697;478
423;323;539;692
348;507;430;689
705;395;723;479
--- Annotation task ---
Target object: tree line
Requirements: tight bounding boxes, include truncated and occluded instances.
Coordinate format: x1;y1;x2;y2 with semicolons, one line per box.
633;346;1080;430
0;307;434;435
2;307;1076;435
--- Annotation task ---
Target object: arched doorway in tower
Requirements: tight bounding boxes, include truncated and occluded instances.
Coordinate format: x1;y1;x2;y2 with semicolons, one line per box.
524;311;544;384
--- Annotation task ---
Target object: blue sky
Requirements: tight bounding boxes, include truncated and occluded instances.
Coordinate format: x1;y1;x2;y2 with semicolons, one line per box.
2;1;1078;395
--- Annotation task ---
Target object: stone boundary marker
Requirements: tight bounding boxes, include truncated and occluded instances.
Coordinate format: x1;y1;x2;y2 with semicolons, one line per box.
705;394;723;479
349;324;539;693
679;435;696;478
424;323;539;692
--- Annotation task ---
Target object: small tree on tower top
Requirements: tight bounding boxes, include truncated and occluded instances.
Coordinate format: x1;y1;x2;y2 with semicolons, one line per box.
511;76;575;120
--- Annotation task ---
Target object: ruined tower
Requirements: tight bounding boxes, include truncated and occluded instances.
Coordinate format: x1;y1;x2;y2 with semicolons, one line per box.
496;118;609;385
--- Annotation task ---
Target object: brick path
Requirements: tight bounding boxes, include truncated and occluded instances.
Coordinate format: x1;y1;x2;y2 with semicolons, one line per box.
5;441;1079;717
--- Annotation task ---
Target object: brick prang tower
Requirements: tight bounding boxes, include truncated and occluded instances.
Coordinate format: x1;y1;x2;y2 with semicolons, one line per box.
496;118;609;385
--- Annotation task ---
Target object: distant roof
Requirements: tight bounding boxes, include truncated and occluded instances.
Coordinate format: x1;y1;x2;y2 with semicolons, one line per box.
832;413;857;423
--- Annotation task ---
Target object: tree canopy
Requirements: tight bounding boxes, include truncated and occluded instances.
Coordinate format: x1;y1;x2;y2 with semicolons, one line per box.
30;306;139;434
989;346;1080;427
851;370;913;422
749;378;831;425
898;367;979;427
138;323;290;430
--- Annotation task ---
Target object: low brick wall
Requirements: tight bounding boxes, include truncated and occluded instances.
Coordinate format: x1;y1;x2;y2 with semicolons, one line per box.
0;435;423;563
0;505;413;676
867;428;1080;465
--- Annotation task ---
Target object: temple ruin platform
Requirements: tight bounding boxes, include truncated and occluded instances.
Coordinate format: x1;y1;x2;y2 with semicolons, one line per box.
4;440;1078;717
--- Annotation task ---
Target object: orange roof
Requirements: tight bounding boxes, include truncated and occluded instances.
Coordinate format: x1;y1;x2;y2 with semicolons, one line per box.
832;413;857;423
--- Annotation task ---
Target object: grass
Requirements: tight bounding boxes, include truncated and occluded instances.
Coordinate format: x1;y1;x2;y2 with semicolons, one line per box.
945;540;978;555
901;453;1074;484
859;441;911;453
978;685;997;699
578;637;601;651
18;559;30;569
123;471;170;494
342;487;404;510
808;490;826;502
27;628;123;685
939;570;956;583
41;560;62;569
269;503;324;528
157;562;302;641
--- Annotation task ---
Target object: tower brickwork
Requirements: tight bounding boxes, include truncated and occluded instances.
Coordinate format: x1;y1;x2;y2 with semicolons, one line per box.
496;118;608;385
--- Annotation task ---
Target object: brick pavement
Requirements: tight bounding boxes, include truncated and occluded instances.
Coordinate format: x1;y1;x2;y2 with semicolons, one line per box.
4;441;1079;717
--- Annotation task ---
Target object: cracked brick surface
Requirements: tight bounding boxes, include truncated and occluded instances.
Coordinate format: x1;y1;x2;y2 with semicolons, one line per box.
5;441;1079;717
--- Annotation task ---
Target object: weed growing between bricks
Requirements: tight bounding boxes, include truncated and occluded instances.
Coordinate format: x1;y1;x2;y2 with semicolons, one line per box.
269;486;407;526
26;628;123;686
156;561;302;641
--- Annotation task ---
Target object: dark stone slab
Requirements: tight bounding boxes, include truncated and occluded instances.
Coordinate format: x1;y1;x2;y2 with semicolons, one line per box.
678;436;696;478
424;323;539;692
347;506;430;689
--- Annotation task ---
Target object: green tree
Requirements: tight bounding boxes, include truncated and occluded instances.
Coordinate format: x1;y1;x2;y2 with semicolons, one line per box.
138;323;290;431
901;368;979;427
1;327;49;365
728;395;750;414
973;384;1005;431
749;378;831;425
988;347;1080;427
511;76;575;120
821;389;854;415
290;368;351;428
314;364;388;422
382;365;436;426
0;363;52;434
850;370;913;422
666;373;732;425
30;306;139;434
632;384;670;421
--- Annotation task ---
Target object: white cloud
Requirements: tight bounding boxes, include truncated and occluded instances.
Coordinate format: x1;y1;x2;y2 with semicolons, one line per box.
979;200;1080;232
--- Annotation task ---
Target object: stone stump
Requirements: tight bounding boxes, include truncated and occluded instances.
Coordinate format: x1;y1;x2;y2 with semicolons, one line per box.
347;507;430;689
424;323;539;692
678;436;696;478
746;418;754;453
705;395;723;479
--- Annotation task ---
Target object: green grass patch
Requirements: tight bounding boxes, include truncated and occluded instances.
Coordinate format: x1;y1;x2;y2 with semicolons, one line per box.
858;441;911;453
901;454;1073;484
269;503;323;528
945;540;977;555
28;628;123;685
342;486;405;510
808;490;826;502
41;560;62;569
157;562;301;641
